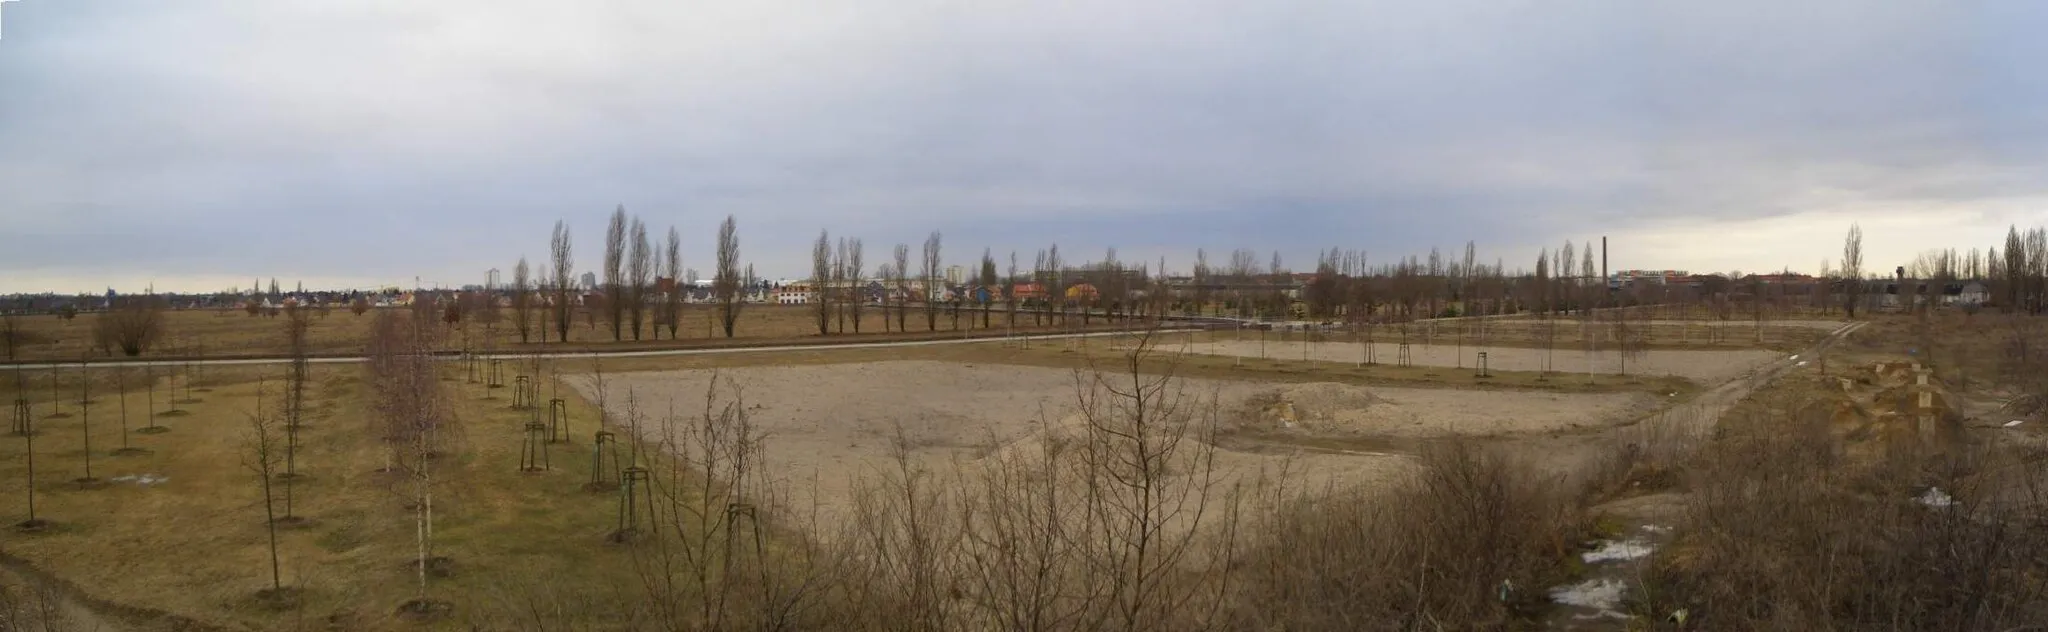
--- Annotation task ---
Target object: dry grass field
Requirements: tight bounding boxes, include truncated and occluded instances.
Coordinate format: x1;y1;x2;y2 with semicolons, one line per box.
0;363;653;630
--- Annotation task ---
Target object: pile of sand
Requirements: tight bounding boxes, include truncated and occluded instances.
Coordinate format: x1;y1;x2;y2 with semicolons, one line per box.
1247;383;1394;435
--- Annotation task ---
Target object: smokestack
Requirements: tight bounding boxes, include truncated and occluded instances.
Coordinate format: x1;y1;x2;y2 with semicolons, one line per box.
1601;236;1608;303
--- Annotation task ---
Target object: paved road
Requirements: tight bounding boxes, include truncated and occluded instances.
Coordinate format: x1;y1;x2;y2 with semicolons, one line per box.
0;328;1200;371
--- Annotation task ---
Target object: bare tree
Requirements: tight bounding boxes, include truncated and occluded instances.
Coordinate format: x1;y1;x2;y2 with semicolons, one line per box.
243;380;287;597
92;294;166;357
367;304;456;614
1046;245;1067;327
1580;245;1598;317
847;238;866;333
281;307;310;522
834;237;849;334
813;230;834;336
625;375;836;630
715;215;743;338
893;243;911;332
551;221;574;343
922;232;943;331
628;217;652;341
980;249;998;328
662;226;684;340
877;263;897;333
1843;224;1864;318
74;360;97;484
1006;251;1021;328
605;206;629;341
511;257;534;343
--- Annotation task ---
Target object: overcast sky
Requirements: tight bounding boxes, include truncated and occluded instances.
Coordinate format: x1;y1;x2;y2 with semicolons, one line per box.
3;0;2046;293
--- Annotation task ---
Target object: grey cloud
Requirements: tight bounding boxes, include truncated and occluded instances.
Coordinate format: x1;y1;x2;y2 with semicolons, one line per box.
1;0;2045;292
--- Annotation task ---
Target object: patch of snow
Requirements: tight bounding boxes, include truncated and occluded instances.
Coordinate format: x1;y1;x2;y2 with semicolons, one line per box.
1917;487;1955;508
1551;578;1631;614
1796;361;1809;367
2005;419;2027;428
1583;540;1656;563
1789;355;1800;361
109;474;168;487
1641;524;1671;534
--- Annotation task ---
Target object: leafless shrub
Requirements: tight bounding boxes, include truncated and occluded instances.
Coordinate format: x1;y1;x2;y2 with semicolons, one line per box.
628;374;836;630
823;327;1248;631
1227;443;1583;630
1642;407;2048;630
92;294;167;357
0;575;70;631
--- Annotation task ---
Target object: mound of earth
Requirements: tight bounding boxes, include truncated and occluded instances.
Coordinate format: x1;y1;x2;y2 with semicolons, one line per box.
1246;383;1395;435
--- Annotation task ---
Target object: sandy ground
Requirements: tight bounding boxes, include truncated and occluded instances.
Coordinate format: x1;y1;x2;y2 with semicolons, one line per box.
1180;339;1785;383
1240;381;1659;439
574;361;1654;525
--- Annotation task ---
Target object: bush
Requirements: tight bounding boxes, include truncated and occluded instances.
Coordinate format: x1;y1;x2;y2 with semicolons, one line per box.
1640;407;2048;630
1226;442;1587;629
92;295;166;356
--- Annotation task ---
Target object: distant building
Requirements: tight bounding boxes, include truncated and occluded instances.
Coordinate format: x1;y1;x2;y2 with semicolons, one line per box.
945;265;966;285
1609;269;1689;286
1957;281;1989;305
580;272;598;291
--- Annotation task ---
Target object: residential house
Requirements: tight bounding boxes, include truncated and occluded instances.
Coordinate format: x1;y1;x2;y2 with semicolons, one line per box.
1956;281;1989;306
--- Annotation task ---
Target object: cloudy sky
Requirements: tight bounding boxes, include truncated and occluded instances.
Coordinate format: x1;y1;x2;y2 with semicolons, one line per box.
2;0;2045;293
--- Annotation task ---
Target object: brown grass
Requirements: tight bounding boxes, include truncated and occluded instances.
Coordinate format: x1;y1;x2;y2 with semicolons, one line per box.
1618;313;2048;630
1639;412;2048;630
0;362;657;630
1228;442;1594;630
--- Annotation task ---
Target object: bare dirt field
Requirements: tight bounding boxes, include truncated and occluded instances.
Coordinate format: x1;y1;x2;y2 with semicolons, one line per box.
576;361;1658;522
1182;339;1786;383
